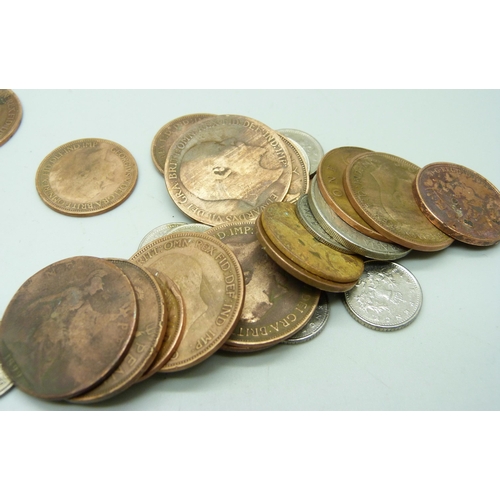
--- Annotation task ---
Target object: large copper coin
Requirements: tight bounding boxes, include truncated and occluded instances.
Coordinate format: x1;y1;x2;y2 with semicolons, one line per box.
0;90;22;146
36;138;138;216
207;221;320;350
164;115;293;225
261;202;364;283
71;259;166;403
0;256;137;400
344;152;453;251
279;134;310;204
151;113;215;174
130;232;245;371
413;162;500;246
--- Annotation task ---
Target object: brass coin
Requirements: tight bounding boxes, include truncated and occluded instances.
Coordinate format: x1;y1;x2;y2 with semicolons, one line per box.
279;134;310;204
344;152;453;251
71;259;166;403
35;138;138;216
164;114;293;225
151;113;216;174
413;162;500;246
130;232;245;371
0;90;22;146
260;202;364;283
207;221;320;350
0;256;137;400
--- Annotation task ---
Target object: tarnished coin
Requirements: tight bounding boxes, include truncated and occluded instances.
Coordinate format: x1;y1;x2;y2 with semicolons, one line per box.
277;128;324;175
0;256;137;400
207;221;320;350
0;90;22;146
130;232;245;371
151;113;215;174
164;115;293;225
169;223;212;235
343;261;423;331
0;360;14;396
413;162;500;246
138;223;188;250
36;138;138;216
278;133;310;203
71;259;166;403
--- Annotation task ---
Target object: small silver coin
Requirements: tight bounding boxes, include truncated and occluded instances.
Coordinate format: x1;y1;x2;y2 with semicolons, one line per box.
138;222;187;249
168;223;212;235
0;361;14;397
277;128;324;175
343;261;423;332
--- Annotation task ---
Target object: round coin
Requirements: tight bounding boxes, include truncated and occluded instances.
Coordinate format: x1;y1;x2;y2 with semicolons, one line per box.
0;360;14;396
0;256;137;400
0;90;22;146
413;162;500;246
277;128;324;175
138;223;188;250
278;133;310;203
168;223;212;234
36;138;138;216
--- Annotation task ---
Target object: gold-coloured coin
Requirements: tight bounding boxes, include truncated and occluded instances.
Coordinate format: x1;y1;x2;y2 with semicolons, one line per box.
0;90;22;146
0;256;137;400
36;138;138;216
130;232;245;371
279;133;310;204
344;152;453;251
164;114;293;225
151;113;215;174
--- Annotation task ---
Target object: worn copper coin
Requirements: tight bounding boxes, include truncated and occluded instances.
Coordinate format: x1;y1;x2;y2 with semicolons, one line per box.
0;256;137;400
71;259;166;403
151;113;215;174
413;162;500;246
130;232;245;371
279;133;310;203
207;221;320;350
0;90;22;146
36;138;138;216
344;152;453;251
164;114;293;225
138;223;188;250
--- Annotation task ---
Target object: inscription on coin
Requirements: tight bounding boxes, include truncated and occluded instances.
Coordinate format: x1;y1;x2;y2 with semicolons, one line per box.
0;89;22;146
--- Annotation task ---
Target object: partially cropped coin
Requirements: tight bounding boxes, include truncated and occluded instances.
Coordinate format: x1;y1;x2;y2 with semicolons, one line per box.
168;223;211;235
0;90;23;146
277;128;324;175
0;360;14;396
138;223;188;249
278;133;310;203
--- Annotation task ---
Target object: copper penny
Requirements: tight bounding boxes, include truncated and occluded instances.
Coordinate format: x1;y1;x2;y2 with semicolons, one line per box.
164;114;293;225
279;133;310;204
151;113;216;174
413;162;500;246
344;152;453;251
0;256;137;400
0;90;22;146
130;232;245;371
207;221;320;350
35;138;138;216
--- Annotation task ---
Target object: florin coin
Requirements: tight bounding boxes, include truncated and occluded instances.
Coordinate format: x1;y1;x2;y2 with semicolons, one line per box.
164;115;293;225
0;360;14;396
277;128;324;175
343;261;423;331
151;113;216;174
138;223;188;250
0;256;137;400
0;90;22;146
278;133;310;203
413;162;500;246
36;138;138;216
130;232;245;371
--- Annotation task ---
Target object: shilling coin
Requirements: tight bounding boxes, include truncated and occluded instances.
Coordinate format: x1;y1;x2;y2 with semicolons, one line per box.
277;128;324;175
151;113;215;174
0;90;22;146
36;138;138;216
278;133;310;203
168;223;212;235
413;162;500;246
130;232;245;372
344;152;453;251
0;360;14;396
343;261;423;331
164;115;293;226
0;256;137;400
138;223;188;250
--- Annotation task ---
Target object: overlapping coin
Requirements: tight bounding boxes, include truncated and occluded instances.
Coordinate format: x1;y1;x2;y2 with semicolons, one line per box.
0;89;22;146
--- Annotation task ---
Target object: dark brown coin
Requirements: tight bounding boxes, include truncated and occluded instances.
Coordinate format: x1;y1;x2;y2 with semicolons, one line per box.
0;256;137;400
0;90;22;146
413;162;500;246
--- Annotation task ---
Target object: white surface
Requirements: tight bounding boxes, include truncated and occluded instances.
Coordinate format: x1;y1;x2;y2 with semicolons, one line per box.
0;89;499;411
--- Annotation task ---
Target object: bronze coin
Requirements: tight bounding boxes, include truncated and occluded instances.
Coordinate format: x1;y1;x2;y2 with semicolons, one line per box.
344;152;453;251
164;114;293;225
151;113;216;174
130;232;245;371
0;90;22;146
413;162;500;246
279;134;310;204
0;256;137;400
207;221;320;350
35;138;138;216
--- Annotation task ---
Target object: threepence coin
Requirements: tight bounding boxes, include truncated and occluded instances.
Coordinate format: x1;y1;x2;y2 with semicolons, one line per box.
278;133;310;203
138;223;188;250
0;90;22;146
343;261;423;332
36;138;138;216
277;128;324;175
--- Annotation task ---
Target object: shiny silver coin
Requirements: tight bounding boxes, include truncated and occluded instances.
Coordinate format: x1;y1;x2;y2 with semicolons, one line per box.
138;222;187;249
343;261;423;332
168;223;212;234
0;361;14;397
277;128;324;175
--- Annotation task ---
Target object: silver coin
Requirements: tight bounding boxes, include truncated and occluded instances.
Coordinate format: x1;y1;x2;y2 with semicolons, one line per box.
282;292;329;344
168;223;212;235
138;222;187;249
343;261;423;332
277;128;324;175
0;361;14;397
308;177;411;260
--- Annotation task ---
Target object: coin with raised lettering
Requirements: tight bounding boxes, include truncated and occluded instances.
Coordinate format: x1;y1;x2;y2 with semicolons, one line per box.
0;90;22;146
36;138;138;216
279;133;310;203
277;128;324;175
138;223;188;250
